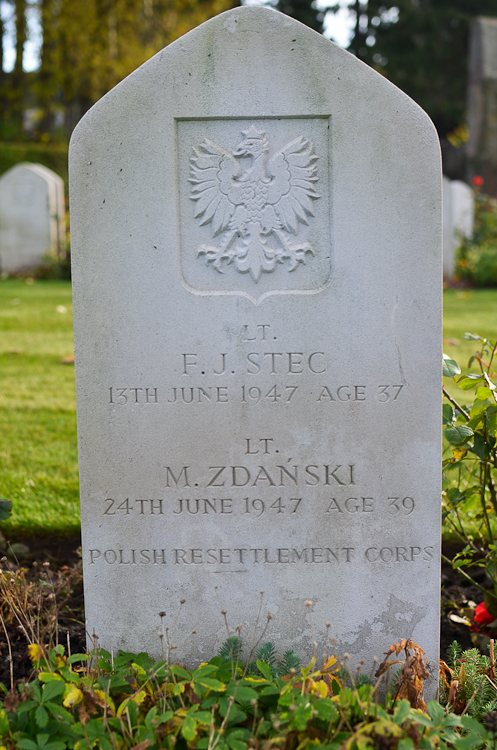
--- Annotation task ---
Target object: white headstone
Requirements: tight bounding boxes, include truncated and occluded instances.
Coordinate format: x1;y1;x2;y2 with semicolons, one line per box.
28;164;66;260
452;181;474;239
70;7;442;685
0;163;66;273
443;177;474;279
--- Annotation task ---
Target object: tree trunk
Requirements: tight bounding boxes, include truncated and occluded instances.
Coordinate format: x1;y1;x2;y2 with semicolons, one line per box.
10;0;28;133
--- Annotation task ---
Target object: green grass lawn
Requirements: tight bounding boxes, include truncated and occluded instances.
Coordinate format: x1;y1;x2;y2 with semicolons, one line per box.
0;278;79;537
443;288;497;398
0;280;496;538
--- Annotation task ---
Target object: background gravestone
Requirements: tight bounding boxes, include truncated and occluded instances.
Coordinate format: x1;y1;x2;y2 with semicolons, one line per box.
467;17;497;192
442;177;474;280
70;6;442;683
0;162;65;273
28;163;66;260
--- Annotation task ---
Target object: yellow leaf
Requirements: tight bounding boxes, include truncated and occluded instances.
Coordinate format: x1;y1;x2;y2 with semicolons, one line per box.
55;656;65;668
94;689;116;713
311;680;328;697
116;692;146;717
131;663;146;676
27;644;41;664
117;698;130;717
452;448;467;460
133;691;147;705
63;687;83;707
39;672;64;683
244;677;268;683
323;656;337;672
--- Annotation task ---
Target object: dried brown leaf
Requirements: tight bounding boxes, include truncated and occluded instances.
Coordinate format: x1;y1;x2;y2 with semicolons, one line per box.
130;741;152;750
440;659;453;690
81;686;99;715
3;689;20;712
78;702;90;725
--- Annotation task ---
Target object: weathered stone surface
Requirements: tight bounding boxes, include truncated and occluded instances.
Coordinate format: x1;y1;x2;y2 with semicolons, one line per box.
70;6;442;685
443;177;474;279
0;163;65;273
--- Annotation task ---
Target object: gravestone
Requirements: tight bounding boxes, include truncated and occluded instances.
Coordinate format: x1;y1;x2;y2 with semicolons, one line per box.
70;6;442;683
467;17;497;193
0;162;65;273
28;164;66;259
443;177;474;279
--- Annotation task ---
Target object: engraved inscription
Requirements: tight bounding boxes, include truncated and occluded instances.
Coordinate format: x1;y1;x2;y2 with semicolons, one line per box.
108;383;406;406
109;387;158;404
101;495;417;517
161;462;356;488
190;128;319;282
87;545;435;566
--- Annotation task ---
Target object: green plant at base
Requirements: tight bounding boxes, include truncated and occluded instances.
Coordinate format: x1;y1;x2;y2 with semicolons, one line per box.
217;637;300;679
441;641;497;719
442;334;497;617
0;643;493;750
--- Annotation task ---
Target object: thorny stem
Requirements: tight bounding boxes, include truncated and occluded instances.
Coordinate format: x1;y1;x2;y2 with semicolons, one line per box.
488;468;497;517
446;509;473;547
481;461;494;545
441;553;490;596
443;386;470;421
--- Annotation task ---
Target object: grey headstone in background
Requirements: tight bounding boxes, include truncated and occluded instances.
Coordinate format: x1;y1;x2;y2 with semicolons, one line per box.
0;163;66;273
443;177;474;280
28;164;66;260
70;6;442;686
467;17;497;192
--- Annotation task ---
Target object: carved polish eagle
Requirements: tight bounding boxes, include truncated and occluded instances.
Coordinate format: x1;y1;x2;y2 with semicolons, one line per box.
189;126;320;283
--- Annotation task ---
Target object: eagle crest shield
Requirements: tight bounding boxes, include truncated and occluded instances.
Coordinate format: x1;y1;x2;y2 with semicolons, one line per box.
189;127;320;284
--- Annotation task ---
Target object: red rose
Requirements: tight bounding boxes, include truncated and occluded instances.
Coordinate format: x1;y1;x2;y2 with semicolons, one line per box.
474;601;494;626
472;175;484;187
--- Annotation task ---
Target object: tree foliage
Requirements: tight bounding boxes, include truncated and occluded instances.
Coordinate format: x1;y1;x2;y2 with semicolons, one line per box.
1;0;239;140
334;0;497;138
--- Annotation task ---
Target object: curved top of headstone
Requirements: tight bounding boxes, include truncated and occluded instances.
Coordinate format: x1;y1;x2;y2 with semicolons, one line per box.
71;5;437;145
70;5;440;303
0;162;62;187
27;163;64;187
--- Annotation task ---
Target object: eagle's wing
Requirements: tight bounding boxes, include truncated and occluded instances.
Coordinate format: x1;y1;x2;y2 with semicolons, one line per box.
266;137;319;235
189;139;244;236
